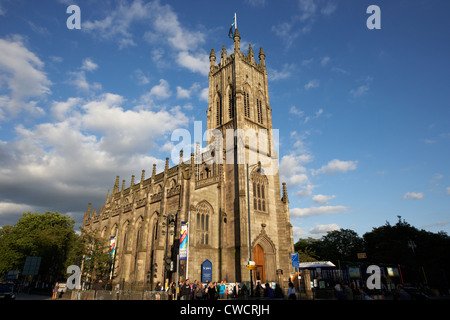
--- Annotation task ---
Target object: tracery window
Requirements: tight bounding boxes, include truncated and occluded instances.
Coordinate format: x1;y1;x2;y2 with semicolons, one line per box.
257;98;263;124
253;174;267;212
228;89;235;119
216;94;222;126
244;91;250;118
196;202;211;245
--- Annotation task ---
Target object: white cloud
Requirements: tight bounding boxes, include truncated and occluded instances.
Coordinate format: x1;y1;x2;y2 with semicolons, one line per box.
403;192;424;200
309;223;340;237
312;159;358;175
175;83;202;100
321;2;337;16
83;0;208;75
68;70;102;92
273;0;337;46
199;87;209;102
289;106;304;118
50;97;83;120
176;51;209;76
0;37;51;120
0;91;190;226
312;194;336;205
245;0;267;7
291;205;348;217
447;187;450;195
304;79;320;90
81;58;98;72
349;85;369;98
148;79;171;100
268;63;295;81
83;0;151;48
321;56;330;66
133;69;150;85
292;225;308;240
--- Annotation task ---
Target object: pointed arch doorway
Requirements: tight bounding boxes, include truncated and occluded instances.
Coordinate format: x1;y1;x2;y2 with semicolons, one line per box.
253;244;265;283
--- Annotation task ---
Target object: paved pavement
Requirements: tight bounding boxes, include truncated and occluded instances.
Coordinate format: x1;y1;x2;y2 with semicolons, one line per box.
16;293;52;300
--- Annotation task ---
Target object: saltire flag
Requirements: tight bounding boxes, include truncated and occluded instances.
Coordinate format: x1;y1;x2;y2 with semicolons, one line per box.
228;13;237;38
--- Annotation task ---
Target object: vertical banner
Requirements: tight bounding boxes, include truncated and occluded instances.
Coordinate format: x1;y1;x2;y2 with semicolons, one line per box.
180;222;188;261
109;236;117;259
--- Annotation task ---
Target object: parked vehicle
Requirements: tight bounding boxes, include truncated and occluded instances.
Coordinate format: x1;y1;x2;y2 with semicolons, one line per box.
0;283;16;300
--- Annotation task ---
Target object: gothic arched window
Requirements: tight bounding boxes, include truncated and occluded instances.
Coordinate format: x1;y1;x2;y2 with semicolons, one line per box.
256;98;264;124
244;91;250;118
252;173;268;212
216;94;222;126
228;88;235;120
197;202;212;245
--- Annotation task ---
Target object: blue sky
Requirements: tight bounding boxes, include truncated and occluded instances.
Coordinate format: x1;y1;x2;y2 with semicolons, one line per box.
0;0;449;241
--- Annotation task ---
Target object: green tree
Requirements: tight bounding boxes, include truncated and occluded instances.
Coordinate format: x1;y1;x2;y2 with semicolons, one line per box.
294;237;321;262
317;228;364;264
79;227;114;284
0;211;81;281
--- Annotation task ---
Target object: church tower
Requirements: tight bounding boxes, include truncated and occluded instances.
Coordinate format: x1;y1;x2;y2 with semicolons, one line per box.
206;29;294;285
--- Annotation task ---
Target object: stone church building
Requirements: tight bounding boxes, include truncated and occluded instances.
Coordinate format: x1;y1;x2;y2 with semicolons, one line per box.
82;29;295;290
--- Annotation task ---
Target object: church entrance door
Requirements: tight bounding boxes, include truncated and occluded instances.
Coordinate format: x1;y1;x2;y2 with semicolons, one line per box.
253;244;265;283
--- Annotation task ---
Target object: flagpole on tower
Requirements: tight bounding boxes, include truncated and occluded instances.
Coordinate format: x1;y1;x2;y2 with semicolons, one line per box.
235;12;237;30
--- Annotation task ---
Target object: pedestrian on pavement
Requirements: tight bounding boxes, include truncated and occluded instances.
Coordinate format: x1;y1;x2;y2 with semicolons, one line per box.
181;279;191;300
287;282;296;300
342;282;354;300
396;284;412;300
52;282;59;300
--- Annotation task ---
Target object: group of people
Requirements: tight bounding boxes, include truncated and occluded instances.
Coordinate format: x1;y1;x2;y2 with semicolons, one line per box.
155;279;288;300
161;279;249;300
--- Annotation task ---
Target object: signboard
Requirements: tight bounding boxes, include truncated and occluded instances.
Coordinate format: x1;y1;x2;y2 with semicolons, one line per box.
201;259;212;283
348;266;361;278
387;267;399;277
247;265;257;270
22;256;41;276
357;253;367;259
180;222;188;261
291;253;299;268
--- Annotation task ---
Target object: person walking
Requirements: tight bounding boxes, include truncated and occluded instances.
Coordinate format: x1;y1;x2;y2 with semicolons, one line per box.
219;281;226;299
206;281;217;300
194;282;205;300
181;279;192;300
52;282;59;300
342;282;354;300
169;282;176;300
287;282;296;300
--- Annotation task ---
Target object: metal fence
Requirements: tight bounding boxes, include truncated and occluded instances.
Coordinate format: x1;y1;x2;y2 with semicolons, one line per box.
69;290;169;300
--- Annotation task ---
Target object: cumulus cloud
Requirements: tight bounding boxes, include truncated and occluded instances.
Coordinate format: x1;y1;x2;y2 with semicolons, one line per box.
291;205;348;217
148;79;171;100
0;92;189;227
304;79;320;90
280;153;313;190
309;223;340;237
312;194;336;205
0;37;51;120
312;159;358;175
81;58;98;72
272;0;338;47
403;192;424;200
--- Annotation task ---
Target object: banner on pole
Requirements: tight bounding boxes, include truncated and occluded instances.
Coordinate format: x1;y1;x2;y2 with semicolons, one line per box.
180;221;188;260
109;236;117;258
